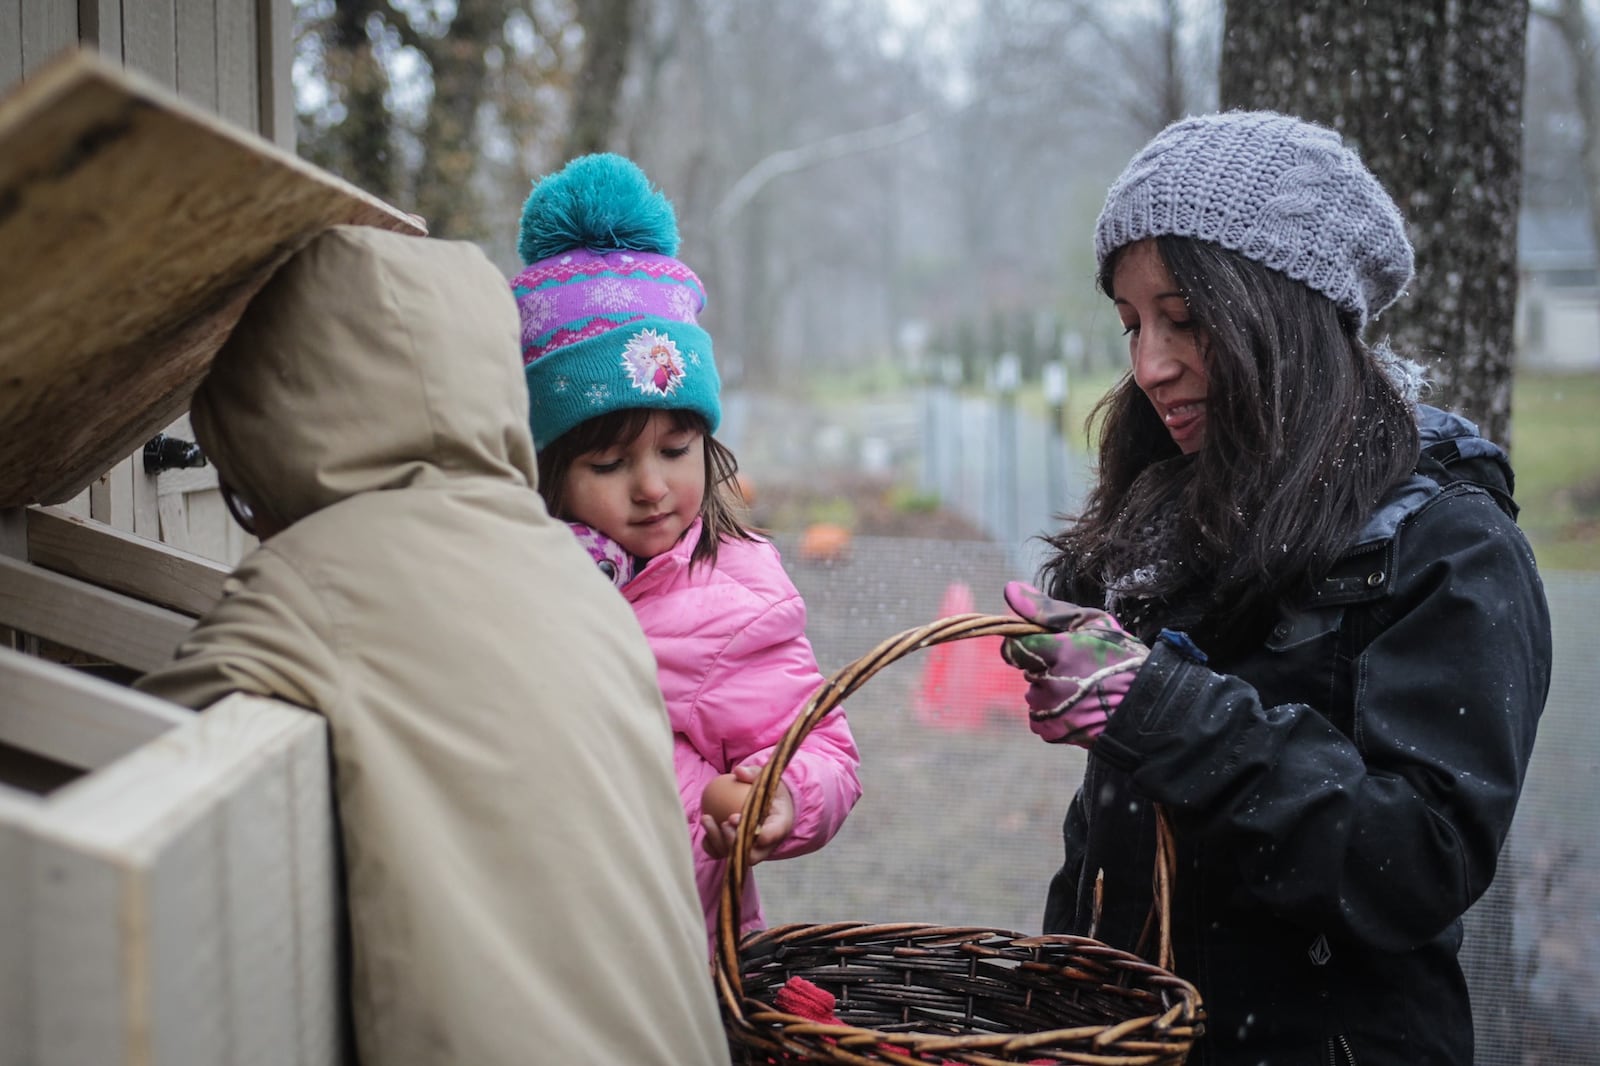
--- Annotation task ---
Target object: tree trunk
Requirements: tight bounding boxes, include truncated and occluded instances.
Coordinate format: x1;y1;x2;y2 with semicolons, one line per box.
564;0;638;160
1220;0;1528;448
322;0;395;201
411;0;501;239
1221;6;1532;1064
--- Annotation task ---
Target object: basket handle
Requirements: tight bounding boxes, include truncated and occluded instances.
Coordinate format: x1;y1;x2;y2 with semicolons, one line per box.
711;612;1179;1014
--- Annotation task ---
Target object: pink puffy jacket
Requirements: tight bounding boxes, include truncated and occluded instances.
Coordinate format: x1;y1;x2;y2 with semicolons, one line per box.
625;521;862;953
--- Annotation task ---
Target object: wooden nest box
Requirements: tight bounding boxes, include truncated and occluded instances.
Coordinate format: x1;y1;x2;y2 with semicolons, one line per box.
0;49;422;1066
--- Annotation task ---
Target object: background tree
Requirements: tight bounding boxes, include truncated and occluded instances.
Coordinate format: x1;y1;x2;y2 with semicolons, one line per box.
1221;6;1531;1063
295;0;581;243
563;0;637;160
1220;1;1529;447
292;0;1226;382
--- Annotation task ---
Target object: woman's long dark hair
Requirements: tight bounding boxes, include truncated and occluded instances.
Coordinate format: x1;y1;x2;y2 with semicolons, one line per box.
536;408;758;568
1041;236;1421;641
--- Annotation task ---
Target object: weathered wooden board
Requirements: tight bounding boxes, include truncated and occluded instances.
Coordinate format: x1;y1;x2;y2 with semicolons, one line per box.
0;47;424;508
0;555;195;672
0;685;340;1066
26;504;229;616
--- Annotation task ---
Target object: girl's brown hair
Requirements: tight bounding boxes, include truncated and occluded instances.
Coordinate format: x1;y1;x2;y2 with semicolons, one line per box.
535;408;758;569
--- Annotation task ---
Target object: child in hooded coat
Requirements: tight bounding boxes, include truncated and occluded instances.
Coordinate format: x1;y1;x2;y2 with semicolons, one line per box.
137;226;730;1066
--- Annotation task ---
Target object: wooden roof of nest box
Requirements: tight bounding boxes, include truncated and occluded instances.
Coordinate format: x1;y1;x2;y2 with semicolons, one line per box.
0;48;426;509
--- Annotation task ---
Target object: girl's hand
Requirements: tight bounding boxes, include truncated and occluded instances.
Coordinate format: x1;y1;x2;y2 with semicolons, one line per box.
699;763;795;864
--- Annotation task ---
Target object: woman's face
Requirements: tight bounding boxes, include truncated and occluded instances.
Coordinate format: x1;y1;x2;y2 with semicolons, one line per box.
1111;240;1209;454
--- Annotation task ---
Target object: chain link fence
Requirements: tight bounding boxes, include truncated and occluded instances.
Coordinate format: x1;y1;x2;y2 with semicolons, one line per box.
755;537;1596;1066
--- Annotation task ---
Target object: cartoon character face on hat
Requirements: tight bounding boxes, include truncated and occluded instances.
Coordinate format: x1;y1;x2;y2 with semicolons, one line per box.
623;328;685;397
512;154;721;451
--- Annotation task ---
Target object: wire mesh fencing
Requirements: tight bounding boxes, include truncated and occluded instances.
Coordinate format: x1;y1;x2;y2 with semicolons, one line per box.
757;536;1598;1066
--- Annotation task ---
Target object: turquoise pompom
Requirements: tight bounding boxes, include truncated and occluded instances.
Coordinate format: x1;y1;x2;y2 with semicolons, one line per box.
517;153;680;265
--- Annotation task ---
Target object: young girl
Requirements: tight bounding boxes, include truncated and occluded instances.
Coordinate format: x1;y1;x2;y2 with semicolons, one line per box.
510;153;862;953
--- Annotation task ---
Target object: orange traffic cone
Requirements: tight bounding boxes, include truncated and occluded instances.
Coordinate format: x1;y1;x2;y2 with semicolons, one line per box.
798;522;853;563
912;582;1028;733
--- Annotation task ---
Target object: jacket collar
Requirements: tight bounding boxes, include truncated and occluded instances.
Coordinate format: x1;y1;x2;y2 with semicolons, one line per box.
623;517;704;600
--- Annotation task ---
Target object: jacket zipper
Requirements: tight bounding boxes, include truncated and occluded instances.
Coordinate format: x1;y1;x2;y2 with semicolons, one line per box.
1324;1035;1357;1066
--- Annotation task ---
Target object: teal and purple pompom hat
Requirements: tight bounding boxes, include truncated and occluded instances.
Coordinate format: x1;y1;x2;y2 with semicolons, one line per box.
512;153;720;450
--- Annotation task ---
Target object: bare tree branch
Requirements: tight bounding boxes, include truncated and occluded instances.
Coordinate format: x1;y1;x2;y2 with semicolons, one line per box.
710;109;936;232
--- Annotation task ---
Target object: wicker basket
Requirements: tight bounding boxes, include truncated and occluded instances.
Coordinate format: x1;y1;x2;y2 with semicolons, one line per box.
713;613;1204;1065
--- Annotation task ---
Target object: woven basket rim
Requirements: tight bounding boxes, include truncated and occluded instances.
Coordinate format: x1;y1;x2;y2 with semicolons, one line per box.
711;612;1205;1064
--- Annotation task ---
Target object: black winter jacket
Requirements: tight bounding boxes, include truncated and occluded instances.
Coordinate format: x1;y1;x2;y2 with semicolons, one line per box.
1042;406;1551;1066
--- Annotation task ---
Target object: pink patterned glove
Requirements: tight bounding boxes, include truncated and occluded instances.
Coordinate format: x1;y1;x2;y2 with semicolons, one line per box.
567;522;636;589
1000;581;1149;746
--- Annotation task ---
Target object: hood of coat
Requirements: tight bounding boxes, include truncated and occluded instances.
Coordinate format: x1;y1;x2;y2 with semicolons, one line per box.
1416;403;1511;479
191;226;538;532
1350;403;1515;549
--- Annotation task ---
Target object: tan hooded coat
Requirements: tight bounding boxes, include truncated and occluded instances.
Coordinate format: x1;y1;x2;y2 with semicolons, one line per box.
136;226;730;1066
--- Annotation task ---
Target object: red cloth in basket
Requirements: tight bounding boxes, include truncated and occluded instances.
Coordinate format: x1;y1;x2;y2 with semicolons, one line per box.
773;977;1052;1066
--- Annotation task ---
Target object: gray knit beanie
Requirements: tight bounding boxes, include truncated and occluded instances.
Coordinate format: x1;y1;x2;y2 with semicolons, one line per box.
1095;110;1414;327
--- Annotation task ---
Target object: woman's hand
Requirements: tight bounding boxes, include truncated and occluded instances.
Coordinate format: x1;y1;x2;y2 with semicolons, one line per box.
700;763;795;864
1000;580;1150;747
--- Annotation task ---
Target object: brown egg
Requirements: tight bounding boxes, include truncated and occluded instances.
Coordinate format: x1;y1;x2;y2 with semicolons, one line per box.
701;774;754;825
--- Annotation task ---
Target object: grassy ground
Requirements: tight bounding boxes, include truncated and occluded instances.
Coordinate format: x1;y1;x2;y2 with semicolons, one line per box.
1509;372;1600;571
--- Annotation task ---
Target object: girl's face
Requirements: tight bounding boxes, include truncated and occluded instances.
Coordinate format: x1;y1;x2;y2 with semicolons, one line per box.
1112;240;1209;454
563;410;706;562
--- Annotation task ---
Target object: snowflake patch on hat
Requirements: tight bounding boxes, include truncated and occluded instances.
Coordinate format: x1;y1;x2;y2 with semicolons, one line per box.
518;289;559;345
621;328;685;396
665;285;701;322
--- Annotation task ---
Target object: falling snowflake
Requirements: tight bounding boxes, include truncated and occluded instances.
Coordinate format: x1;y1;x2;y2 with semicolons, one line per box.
620;329;685;397
585;277;635;312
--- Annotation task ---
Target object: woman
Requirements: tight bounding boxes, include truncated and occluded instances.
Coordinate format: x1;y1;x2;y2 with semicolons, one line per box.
1001;110;1551;1065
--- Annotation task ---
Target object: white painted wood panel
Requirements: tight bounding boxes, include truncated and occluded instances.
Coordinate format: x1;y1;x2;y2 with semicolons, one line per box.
0;645;190;770
0;677;342;1066
18;0;73;74
77;0;122;63
89;454;136;532
59;488;90;517
258;0;291;148
122;0;176;88
215;0;257;129
0;0;22;88
175;0;218;112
